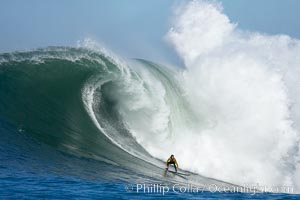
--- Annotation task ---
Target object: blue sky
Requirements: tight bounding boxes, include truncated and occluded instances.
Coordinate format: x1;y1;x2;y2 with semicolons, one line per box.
0;0;300;64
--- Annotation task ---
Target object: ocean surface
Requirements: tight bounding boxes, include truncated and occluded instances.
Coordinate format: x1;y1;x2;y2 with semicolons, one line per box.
0;47;299;199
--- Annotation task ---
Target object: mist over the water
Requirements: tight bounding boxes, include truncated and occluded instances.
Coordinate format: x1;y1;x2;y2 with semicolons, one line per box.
161;0;300;191
80;0;300;191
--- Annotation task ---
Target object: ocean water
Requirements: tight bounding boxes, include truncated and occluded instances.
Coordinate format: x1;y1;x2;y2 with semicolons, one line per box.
2;1;300;198
0;46;299;199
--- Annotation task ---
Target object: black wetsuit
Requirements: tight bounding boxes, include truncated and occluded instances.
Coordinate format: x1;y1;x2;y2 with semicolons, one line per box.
167;161;177;172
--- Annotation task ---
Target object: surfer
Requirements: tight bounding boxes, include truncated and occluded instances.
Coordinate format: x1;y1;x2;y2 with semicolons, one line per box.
166;155;178;172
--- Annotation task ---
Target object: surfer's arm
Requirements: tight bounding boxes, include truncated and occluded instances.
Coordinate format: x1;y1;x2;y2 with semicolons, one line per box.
166;158;170;166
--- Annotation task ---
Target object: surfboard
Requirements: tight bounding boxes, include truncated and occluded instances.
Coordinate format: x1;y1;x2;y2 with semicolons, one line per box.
164;168;190;179
168;171;190;176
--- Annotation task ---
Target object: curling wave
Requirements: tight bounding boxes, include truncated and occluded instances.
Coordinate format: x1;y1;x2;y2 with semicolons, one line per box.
1;22;300;191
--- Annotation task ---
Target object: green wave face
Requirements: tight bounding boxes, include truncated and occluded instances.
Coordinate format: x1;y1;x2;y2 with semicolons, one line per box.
0;48;118;160
0;47;190;170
